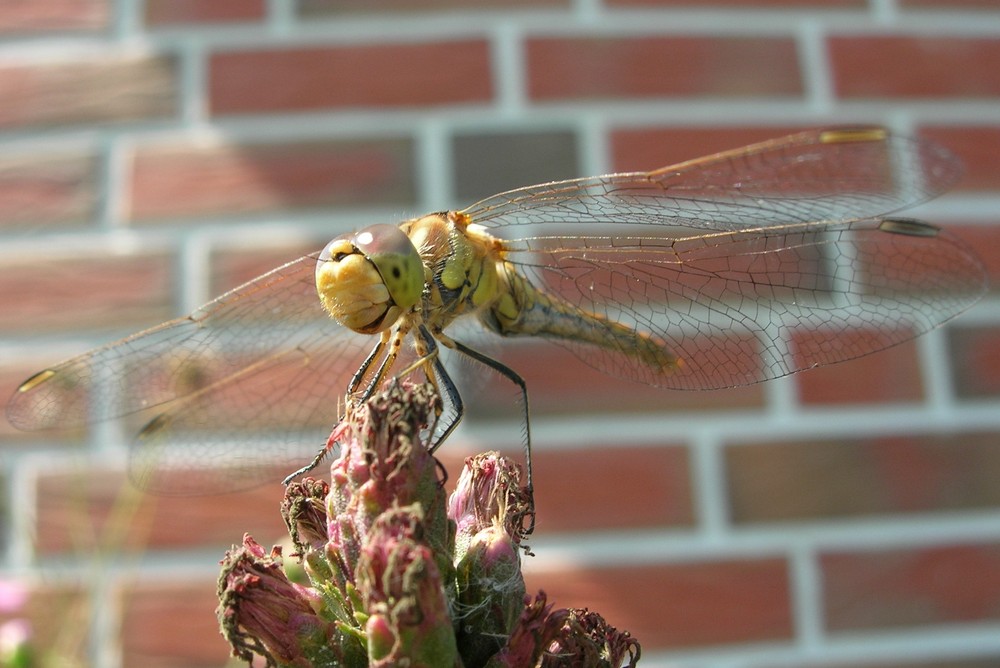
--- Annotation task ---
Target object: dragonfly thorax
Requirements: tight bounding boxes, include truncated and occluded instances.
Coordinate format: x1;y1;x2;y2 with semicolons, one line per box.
315;224;424;335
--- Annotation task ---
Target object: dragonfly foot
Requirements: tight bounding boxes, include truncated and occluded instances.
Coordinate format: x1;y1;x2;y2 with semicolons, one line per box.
282;444;330;485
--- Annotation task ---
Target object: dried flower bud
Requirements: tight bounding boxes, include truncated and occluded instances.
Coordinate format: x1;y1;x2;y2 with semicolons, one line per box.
326;382;452;594
449;452;533;547
281;477;330;554
489;592;641;668
217;534;363;667
356;505;459;667
454;523;526;666
562;608;640;668
448;452;531;662
488;591;567;667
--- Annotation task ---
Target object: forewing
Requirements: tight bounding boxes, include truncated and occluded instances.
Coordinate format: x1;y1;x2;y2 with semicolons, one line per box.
6;253;376;493
463;128;961;235
8;255;321;429
127;327;373;495
507;219;986;390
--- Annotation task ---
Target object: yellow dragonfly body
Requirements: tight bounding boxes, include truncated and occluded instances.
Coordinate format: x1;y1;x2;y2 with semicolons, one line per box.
6;127;987;494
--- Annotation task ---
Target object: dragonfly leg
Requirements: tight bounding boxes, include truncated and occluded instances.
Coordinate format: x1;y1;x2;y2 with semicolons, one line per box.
284;327;409;486
348;333;388;397
282;443;330;485
357;322;411;404
410;325;463;449
433;330;534;533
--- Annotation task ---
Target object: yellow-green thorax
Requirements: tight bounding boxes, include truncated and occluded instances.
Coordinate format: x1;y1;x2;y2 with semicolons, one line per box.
401;211;507;329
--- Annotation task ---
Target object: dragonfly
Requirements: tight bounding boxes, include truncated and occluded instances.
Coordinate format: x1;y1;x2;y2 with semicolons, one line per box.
6;126;987;497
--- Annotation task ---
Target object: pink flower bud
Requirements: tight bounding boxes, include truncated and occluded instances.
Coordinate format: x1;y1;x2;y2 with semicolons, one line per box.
448;452;533;545
281;477;330;553
356;506;459;667
326;382;451;592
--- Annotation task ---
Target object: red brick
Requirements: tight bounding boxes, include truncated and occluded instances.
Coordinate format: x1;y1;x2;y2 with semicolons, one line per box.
0;55;177;129
726;432;1000;523
209;242;325;296
829;36;1000;99
145;0;265;25
611;125;810;172
524;558;793;648
299;0;567;12
822;543;1000;631
527;36;802;100
129;138;415;223
34;467;291;555
121;346;354;437
0;151;99;231
531;445;693;532
462;339;764;419
0;250;174;334
209;41;493;115
793;333;924;406
121;580;230;668
916;126;1000;192
608;0;864;5
0;0;107;33
949;325;1000;399
945;224;1000;293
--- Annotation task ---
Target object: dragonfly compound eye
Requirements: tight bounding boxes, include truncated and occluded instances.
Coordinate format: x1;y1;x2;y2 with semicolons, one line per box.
315;224;424;334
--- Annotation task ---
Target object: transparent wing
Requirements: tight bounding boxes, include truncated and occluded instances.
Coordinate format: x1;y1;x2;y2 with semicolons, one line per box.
461;127;985;389
6;254;376;493
502;218;985;390
6;127;986;492
463;128;960;234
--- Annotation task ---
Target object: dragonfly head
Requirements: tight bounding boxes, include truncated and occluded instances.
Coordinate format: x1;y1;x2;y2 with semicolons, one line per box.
315;224;424;334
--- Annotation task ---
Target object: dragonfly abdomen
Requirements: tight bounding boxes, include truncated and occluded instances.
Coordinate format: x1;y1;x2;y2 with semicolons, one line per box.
484;262;681;373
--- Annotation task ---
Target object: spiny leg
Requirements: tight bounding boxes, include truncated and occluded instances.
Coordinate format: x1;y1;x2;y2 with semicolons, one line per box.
284;325;410;486
434;329;535;535
414;325;464;450
283;436;333;484
357;321;411;404
347;332;388;396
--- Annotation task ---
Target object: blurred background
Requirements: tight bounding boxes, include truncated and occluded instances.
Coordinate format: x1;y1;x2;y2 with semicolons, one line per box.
1;1;999;666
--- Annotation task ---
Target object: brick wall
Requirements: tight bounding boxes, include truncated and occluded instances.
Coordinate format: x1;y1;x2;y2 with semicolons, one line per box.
1;1;999;666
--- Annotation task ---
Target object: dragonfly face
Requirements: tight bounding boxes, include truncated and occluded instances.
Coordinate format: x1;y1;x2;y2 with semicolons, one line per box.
5;126;988;495
315;223;424;335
